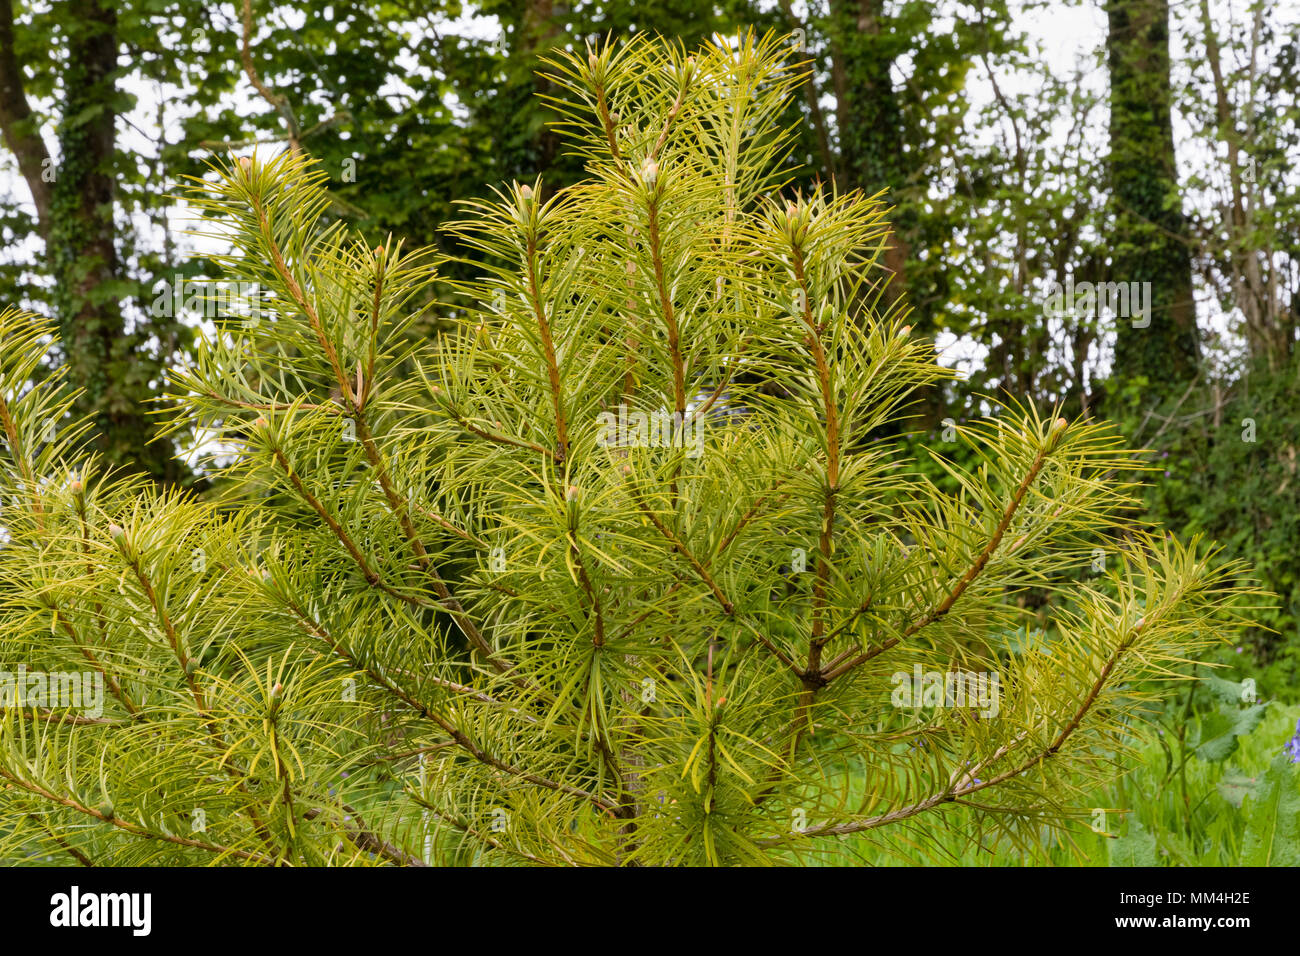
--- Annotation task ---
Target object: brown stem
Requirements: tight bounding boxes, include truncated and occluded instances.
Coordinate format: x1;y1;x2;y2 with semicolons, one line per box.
823;426;1061;682
278;595;618;814
0;386;44;526
630;494;733;616
266;443;433;609
120;548;282;858
28;814;96;865
1;769;275;864
524;233;569;462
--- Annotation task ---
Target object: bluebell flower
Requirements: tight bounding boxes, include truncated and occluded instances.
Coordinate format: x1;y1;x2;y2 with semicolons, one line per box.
1284;719;1300;764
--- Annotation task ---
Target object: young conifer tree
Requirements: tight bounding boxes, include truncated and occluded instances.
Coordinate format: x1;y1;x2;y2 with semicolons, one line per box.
0;32;1257;866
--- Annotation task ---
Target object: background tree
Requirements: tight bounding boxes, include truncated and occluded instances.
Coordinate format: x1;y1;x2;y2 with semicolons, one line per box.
0;0;188;480
1104;0;1199;396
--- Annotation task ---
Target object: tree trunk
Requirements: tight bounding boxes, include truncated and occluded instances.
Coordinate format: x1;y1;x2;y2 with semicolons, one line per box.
2;0;182;482
1105;0;1200;391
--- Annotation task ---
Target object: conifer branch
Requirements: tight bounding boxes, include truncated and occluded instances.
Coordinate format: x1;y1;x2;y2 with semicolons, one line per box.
524;226;570;463
0;768;276;864
823;421;1065;682
277;595;618;813
264;441;433;609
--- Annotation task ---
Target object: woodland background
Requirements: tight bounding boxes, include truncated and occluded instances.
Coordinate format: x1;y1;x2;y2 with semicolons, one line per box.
0;0;1296;863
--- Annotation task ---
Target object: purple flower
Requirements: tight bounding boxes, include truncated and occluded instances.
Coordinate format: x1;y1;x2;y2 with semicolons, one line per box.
1284;719;1300;764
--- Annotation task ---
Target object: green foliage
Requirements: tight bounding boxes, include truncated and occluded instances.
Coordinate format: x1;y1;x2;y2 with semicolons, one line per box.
1192;674;1269;762
1108;818;1157;866
1240;753;1300;867
805;697;1300;866
1133;356;1300;687
0;34;1265;866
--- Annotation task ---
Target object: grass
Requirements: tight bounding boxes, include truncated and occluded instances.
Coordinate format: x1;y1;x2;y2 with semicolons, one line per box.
799;702;1300;866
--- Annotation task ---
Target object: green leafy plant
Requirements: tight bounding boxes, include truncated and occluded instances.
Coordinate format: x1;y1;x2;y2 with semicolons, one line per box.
0;32;1263;866
1132;355;1300;687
